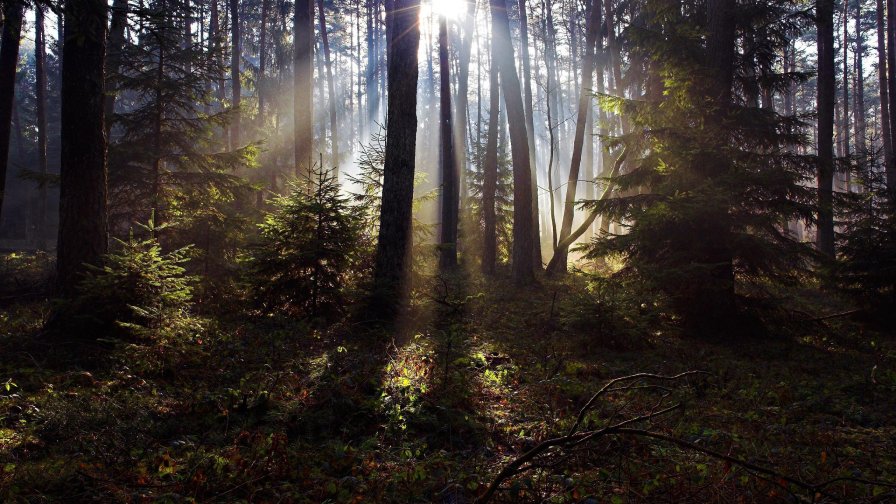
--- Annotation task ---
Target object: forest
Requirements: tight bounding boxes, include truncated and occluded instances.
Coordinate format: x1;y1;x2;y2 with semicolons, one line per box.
0;0;895;501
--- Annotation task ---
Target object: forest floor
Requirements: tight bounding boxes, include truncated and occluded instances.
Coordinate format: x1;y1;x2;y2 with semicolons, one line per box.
1;262;895;502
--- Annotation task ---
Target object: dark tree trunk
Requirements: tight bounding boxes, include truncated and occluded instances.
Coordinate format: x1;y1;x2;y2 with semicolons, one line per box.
882;0;896;193
518;0;542;268
490;0;535;285
370;0;421;318
258;0;270;119
35;5;50;250
816;0;836;258
855;2;866;159
887;0;896;186
0;0;24;226
230;0;241;148
842;1;851;171
438;16;459;271
546;0;601;275
57;0;109;296
104;0;128;139
295;0;314;177
366;0;379;127
317;0;340;175
482;36;500;276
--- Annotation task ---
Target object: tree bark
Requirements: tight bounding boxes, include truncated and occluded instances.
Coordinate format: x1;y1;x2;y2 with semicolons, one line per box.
230;0;241;148
438;16;459;271
855;2;866;159
317;0;340;175
547;0;601;275
370;0;421;318
518;0;542;268
258;0;270;120
295;0;314;177
104;0;128;140
881;0;896;193
816;0;836;258
57;0;109;296
0;0;24;227
36;5;50;250
482;35;500;276
490;0;535;285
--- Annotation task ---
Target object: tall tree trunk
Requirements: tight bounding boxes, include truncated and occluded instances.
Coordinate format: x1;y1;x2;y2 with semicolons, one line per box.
843;1;851;170
258;0;269;120
366;0;379;128
104;0;128;139
0;0;24;226
855;2;866;159
455;2;476;222
888;0;896;184
490;0;535;285
438;16;459;271
546;0;600;275
816;0;836;258
370;0;421;318
57;0;109;296
317;0;340;175
35;6;50;250
295;0;314;177
230;0;241;148
482;34;500;276
883;0;896;193
518;0;542;268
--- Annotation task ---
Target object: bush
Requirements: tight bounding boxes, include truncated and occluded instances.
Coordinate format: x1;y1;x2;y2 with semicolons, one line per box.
58;217;200;340
251;167;364;321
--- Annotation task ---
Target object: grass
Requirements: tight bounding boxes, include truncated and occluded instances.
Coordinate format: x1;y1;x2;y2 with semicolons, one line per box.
0;269;894;502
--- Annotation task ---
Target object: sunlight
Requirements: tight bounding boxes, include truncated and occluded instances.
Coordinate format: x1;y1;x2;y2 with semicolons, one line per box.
430;0;468;20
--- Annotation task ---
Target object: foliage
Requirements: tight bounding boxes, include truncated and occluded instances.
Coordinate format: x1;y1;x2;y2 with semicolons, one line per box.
582;1;816;335
61;216;200;340
467;130;514;264
251;166;364;320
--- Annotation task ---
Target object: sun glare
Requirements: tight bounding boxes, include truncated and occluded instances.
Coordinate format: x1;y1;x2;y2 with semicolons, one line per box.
430;0;468;20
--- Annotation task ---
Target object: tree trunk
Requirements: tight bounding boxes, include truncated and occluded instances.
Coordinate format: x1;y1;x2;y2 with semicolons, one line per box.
35;5;50;250
547;0;601;275
317;0;340;176
295;0;314;177
370;0;421;318
0;0;24;226
490;0;535;285
887;0;896;186
482;36;500;276
842;1;851;171
855;2;866;159
230;0;241;148
816;0;836;258
104;0;128;139
438;16;459;271
518;0;542;268
57;0;109;296
881;0;896;193
258;0;269;120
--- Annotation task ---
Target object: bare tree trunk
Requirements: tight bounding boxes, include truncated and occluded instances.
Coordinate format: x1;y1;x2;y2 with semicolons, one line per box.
817;0;836;258
35;5;50;250
518;0;542;268
882;0;896;193
490;0;535;285
438;16;459;271
230;0;241;148
0;0;24;226
258;0;270;120
482;32;500;276
370;0;421;318
547;0;600;275
104;0;128;140
843;1;851;176
57;0;109;296
295;0;314;177
855;3;866;160
317;0;340;175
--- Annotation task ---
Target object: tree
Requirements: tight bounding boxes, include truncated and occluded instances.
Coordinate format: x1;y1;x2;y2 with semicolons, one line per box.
816;0;836;257
489;0;535;285
230;0;242;149
439;15;459;271
518;0;542;267
370;0;421;319
35;5;51;250
57;0;110;296
0;0;25;226
295;0;314;177
482;28;501;275
317;0;340;174
878;0;895;194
